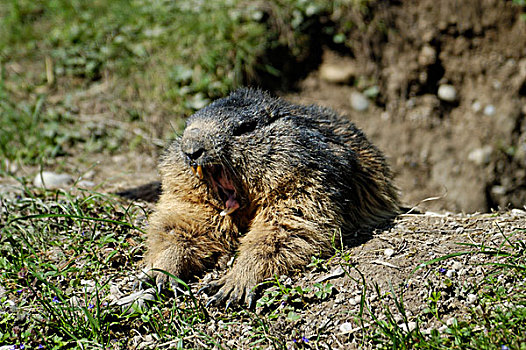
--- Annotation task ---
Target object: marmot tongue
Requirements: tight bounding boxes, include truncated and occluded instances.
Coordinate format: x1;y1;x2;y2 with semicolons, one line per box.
220;195;239;216
218;170;239;216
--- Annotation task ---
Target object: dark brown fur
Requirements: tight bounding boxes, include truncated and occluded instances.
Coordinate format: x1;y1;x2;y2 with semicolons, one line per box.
144;88;400;305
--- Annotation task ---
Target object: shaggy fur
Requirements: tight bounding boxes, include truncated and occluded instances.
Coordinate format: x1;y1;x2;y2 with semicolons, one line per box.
144;88;400;306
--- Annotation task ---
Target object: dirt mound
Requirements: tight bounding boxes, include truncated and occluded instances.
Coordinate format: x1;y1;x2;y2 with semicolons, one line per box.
286;0;526;212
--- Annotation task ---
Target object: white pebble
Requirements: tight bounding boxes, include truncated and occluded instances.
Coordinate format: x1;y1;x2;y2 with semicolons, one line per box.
491;186;506;195
437;84;457;102
399;321;417;332
77;180;95;188
384;248;395;257
353;295;362;305
472;100;482;112
350;92;370;112
483;104;496;116
467;294;477;304
33;171;74;188
339;322;353;333
467;146;493;166
451;261;462;270
418;45;437;66
319;64;355;84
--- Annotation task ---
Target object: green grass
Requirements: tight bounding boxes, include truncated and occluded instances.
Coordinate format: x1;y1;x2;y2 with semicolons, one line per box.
1;0;525;348
0;0;366;165
1;177;525;348
0;79;132;169
341;230;526;349
0;178;216;348
1;0;372;119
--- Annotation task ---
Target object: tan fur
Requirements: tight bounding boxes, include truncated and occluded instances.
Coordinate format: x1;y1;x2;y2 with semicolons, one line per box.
143;88;400;305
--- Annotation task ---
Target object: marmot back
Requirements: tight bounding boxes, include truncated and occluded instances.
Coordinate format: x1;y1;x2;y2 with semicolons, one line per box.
144;88;400;306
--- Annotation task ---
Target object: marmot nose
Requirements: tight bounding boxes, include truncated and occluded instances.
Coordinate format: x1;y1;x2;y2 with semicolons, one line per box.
181;128;206;162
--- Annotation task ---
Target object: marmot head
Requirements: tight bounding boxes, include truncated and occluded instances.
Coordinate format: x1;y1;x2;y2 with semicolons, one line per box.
179;88;280;216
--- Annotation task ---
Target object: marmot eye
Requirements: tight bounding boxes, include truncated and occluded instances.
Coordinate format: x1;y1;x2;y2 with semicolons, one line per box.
232;120;258;136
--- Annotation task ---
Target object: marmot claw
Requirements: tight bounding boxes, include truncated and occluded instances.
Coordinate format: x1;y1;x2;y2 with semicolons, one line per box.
200;276;257;309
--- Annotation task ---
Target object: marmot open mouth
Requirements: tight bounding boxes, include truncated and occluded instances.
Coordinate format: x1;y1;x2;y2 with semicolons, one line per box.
191;164;240;216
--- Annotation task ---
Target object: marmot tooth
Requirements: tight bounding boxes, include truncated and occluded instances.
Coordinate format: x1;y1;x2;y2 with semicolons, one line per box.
219;207;237;216
196;165;203;179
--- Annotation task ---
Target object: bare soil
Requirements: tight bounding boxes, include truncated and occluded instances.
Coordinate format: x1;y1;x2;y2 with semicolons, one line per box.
285;0;526;213
76;0;526;214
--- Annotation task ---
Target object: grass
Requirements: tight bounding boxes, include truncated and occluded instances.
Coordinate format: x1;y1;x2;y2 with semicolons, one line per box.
0;0;360;117
1;0;526;348
0;178;217;348
1;176;525;348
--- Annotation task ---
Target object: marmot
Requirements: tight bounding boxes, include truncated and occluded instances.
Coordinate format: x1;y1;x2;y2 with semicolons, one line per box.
144;88;400;306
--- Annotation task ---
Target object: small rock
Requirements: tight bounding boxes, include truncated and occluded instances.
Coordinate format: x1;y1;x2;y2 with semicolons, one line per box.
334;294;345;304
83;170;96;179
319;63;355;84
314;266;345;283
483;104;496;116
451;261;462;271
467;146;493;165
437;84;457;102
77;180;95;188
353;295;362;305
511;208;526;216
491;185;507;196
446;317;456;326
471;100;482;112
384;248;395;257
33;171;74;188
112;155;127;163
399;321;417;332
339;322;353;333
418;45;437;66
446;270;455;278
467;294;477;304
350;92;370;112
